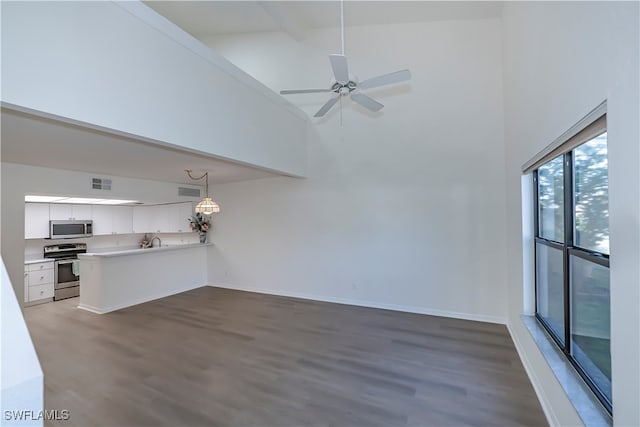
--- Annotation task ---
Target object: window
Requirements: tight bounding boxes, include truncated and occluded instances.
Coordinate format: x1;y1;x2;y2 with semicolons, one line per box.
533;120;611;412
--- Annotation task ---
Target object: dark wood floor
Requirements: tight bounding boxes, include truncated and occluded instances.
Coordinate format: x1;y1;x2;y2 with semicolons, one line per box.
24;287;547;427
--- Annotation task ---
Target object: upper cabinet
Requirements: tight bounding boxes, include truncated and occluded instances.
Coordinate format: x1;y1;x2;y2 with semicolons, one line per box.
112;206;134;235
167;202;193;233
132;205;152;234
49;204;92;221
25;203;50;239
91;205;113;236
91;206;133;236
133;203;192;234
26;202;194;238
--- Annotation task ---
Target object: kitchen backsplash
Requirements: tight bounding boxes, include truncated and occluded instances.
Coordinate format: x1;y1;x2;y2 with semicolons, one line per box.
24;232;200;257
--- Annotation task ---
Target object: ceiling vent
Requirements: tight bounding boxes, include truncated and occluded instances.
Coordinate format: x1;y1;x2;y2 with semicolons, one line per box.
92;178;112;190
178;187;200;197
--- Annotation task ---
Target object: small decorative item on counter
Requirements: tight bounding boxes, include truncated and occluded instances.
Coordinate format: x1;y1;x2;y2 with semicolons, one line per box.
189;213;211;244
140;233;151;249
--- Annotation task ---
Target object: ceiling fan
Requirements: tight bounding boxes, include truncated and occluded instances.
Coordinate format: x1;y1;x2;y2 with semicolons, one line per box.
279;0;411;120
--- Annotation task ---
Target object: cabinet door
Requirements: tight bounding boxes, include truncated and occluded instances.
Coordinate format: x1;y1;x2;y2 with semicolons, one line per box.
71;204;92;221
25;203;51;239
176;202;193;233
49;204;73;220
24;270;29;302
112;206;133;234
149;205;169;233
91;205;113;236
29;284;54;301
163;203;192;232
132;205;152;234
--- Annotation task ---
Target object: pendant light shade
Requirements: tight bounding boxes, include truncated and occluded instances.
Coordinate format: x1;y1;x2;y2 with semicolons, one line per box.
185;169;220;215
195;197;220;215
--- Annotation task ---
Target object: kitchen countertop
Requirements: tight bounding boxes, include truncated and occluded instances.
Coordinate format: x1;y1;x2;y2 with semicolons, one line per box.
79;242;213;258
24;257;53;265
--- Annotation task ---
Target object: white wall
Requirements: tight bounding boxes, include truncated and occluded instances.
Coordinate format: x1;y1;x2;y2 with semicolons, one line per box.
502;2;639;425
204;18;508;322
0;163;201;307
0;258;43;427
1;1;307;177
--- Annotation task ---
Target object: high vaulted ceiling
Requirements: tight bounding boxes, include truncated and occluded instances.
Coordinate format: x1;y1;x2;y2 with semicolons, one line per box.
145;1;503;39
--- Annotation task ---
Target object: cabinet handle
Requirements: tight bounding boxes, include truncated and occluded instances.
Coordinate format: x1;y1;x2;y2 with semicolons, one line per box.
40;276;44;280
40;291;44;295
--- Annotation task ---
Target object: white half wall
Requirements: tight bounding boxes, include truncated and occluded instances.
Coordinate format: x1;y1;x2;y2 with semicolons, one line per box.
205;18;508;323
502;2;639;425
0;1;307;176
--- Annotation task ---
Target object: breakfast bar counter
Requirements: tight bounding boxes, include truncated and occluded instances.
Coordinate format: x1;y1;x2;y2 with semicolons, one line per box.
78;243;212;314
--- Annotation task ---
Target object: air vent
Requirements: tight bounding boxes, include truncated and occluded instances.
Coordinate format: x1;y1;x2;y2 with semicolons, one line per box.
92;178;112;190
178;187;200;197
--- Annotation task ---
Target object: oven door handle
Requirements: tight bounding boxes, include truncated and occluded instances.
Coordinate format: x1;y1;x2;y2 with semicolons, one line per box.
56;260;76;265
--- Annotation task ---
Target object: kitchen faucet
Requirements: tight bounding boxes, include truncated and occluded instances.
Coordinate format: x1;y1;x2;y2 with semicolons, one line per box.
151;236;162;248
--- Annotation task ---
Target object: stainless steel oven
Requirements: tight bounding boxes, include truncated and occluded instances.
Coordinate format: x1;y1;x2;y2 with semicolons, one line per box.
44;243;87;301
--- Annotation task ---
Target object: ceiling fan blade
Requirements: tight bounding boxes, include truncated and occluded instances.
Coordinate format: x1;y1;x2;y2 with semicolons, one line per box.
280;89;331;95
351;93;384;112
358;69;411;90
329;54;349;84
314;96;340;117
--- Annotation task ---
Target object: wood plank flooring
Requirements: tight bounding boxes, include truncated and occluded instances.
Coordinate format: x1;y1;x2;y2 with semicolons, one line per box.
23;287;547;426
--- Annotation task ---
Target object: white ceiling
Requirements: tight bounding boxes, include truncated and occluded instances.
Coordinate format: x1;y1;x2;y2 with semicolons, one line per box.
145;1;503;38
0;108;281;185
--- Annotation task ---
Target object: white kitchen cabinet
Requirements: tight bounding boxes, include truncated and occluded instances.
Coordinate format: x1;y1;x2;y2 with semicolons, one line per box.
112;206;133;234
92;205;134;235
133;203;194;234
91;205;113;235
132;205;152;234
149;205;169;234
24;261;54;303
50;204;92;221
166;202;193;232
25;203;50;239
24;270;29;302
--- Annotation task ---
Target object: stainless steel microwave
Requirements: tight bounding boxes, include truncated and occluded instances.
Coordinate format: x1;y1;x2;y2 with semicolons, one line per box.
49;220;93;239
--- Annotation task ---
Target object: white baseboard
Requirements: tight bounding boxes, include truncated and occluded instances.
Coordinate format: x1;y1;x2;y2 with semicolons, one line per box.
77;283;206;314
506;321;558;427
77;303;104;314
208;282;507;325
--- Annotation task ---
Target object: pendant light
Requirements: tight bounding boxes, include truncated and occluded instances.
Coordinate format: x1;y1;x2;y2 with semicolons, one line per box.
185;169;220;215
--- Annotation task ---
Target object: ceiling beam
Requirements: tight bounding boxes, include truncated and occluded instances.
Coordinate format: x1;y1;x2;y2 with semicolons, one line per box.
257;1;306;41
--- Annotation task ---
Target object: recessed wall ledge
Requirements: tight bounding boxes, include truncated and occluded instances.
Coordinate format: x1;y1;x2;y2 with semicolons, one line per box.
521;316;612;427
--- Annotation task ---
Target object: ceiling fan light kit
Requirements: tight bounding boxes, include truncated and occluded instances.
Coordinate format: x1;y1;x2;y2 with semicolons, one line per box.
280;0;411;120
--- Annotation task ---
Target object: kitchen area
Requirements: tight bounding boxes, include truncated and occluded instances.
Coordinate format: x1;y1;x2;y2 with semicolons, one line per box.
23;196;210;312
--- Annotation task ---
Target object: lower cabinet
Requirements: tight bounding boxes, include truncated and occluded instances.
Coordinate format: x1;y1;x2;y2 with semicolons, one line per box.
24;261;54;303
29;283;55;301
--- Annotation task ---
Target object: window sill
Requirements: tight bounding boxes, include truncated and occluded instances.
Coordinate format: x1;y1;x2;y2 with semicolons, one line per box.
521;315;612;427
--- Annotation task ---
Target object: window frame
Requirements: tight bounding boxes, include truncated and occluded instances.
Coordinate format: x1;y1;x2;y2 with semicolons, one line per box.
533;136;612;414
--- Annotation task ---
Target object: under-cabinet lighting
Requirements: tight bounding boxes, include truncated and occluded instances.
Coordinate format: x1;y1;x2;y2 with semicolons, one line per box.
57;197;104;204
93;199;139;205
25;195;139;205
24;195;67;203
